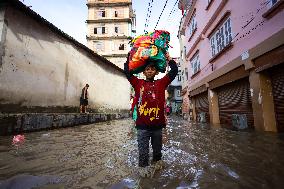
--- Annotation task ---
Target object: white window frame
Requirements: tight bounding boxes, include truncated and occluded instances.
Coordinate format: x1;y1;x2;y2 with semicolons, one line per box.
97;9;106;18
268;0;279;7
190;52;200;75
185;68;188;80
177;90;181;97
209;17;232;57
114;9;123;18
94;25;107;35
188;13;197;38
207;0;213;6
178;70;182;81
114;25;124;35
93;41;104;52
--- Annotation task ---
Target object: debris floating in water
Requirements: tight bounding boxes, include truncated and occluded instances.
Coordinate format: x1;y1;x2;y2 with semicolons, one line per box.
12;134;25;146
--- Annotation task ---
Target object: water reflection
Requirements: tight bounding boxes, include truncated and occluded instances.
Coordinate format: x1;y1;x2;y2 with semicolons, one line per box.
0;118;284;189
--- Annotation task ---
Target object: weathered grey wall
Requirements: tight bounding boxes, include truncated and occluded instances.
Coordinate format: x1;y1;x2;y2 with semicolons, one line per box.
0;6;130;113
0;7;6;69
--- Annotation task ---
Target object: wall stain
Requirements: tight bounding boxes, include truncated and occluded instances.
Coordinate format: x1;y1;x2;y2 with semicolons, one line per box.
64;62;69;101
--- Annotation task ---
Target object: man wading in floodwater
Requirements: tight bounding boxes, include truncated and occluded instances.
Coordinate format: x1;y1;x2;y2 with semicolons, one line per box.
124;52;178;177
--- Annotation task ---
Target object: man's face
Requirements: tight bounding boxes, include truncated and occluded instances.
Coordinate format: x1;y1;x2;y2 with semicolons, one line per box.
143;65;158;80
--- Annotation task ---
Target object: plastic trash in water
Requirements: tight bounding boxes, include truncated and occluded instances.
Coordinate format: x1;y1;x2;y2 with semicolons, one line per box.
41;133;51;138
12;134;25;146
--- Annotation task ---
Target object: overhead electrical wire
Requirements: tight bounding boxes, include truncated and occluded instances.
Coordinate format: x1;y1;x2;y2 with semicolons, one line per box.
154;0;169;30
144;0;151;32
144;0;154;33
167;0;179;20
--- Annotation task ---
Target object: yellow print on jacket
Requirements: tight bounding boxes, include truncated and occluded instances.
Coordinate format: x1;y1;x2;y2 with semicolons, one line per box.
138;102;160;121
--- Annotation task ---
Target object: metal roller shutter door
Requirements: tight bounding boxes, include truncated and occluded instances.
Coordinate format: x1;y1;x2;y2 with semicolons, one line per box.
217;78;254;129
195;92;209;123
270;64;284;132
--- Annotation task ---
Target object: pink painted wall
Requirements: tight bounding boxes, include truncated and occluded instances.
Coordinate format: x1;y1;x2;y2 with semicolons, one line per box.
183;0;284;88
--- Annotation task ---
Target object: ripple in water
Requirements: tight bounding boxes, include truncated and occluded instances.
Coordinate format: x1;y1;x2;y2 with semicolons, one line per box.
0;118;284;189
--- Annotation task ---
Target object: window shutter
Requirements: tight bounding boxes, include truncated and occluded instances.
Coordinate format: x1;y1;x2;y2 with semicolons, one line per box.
270;64;284;131
218;78;254;129
195;92;210;123
94;28;97;34
102;27;105;34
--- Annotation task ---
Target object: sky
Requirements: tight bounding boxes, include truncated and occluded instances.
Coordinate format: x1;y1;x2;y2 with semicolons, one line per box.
22;0;182;57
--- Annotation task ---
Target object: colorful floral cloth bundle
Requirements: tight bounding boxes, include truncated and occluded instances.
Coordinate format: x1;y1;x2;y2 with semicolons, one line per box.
128;30;171;74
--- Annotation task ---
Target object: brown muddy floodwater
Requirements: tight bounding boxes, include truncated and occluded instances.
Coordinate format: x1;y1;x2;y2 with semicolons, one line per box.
0;117;284;189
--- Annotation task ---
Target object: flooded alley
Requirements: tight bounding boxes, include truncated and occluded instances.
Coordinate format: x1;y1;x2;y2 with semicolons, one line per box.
1;117;284;189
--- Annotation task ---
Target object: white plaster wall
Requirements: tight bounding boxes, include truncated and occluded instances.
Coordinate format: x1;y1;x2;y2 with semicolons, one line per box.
0;7;130;112
107;56;127;69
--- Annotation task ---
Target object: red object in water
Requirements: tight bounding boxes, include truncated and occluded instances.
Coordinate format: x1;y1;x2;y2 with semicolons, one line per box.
12;135;25;145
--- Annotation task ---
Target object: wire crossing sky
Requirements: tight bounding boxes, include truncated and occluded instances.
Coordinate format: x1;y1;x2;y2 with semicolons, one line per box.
167;0;179;21
137;0;182;56
21;0;182;57
154;0;169;30
144;0;154;33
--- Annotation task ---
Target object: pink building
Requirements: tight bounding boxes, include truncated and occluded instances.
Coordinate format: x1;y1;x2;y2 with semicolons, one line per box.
178;0;284;132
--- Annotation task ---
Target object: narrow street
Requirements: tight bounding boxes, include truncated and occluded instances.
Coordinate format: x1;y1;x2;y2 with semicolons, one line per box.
1;117;284;189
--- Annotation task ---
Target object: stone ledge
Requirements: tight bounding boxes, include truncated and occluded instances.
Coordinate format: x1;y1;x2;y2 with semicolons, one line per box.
0;113;130;135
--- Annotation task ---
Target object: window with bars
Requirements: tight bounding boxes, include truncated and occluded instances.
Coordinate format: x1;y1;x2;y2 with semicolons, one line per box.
188;13;197;38
209;17;232;57
190;52;200;75
94;26;107;34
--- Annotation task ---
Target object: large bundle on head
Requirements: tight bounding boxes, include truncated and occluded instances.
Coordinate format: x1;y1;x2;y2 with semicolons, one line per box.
128;30;170;74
